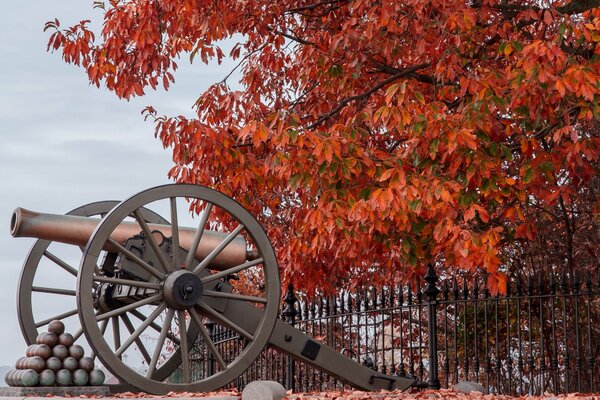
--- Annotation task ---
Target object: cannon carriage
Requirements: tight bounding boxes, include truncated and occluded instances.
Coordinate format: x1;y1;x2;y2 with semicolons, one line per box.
11;184;416;394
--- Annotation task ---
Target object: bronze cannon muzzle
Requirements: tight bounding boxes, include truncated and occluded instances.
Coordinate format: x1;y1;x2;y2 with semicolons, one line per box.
10;207;251;270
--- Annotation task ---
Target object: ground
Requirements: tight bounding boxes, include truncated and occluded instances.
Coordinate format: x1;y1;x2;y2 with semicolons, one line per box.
102;389;600;399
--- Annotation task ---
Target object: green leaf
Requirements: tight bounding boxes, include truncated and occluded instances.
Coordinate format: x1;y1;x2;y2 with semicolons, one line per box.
415;91;425;105
288;173;302;190
429;138;440;157
523;167;534;184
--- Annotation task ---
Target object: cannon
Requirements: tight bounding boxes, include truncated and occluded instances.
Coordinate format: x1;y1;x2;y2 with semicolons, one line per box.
11;184;416;394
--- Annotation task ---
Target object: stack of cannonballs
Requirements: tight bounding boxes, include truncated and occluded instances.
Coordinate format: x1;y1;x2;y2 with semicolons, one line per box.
4;320;105;387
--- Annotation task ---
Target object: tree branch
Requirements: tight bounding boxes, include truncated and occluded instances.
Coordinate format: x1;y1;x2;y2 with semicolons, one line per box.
307;63;431;129
371;59;437;85
285;0;348;14
274;29;317;46
488;0;600;16
557;0;600;15
218;43;268;85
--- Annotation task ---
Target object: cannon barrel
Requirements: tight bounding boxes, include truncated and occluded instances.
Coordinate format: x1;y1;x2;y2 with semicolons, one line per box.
10;208;251;270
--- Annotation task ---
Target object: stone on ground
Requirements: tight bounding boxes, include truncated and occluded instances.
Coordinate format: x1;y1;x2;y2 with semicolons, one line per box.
242;380;287;400
453;381;487;394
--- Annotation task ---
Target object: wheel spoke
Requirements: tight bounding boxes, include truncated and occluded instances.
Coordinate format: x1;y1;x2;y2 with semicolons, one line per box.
107;238;164;280
203;290;267;304
112;317;121;359
196;300;254;340
72;328;84;343
192;224;245;275
133;209;172;273
120;314;152;364
93;275;161;290
177;310;191;383
44;251;77;277
35;309;78;328
97;294;162;321
130;309;180;346
183;203;213;269
189;308;226;371
91;318;110;360
201;258;264;284
116;304;166;357
170;197;180;269
32;286;76;296
146;308;174;379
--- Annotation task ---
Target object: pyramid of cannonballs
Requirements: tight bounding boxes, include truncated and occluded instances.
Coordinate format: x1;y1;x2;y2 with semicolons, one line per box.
4;320;105;387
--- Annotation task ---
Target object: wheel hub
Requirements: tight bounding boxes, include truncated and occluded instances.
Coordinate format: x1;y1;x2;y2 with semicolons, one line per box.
163;270;203;310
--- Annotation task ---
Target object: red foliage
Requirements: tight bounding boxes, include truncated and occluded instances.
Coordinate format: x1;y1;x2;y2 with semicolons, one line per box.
46;0;600;294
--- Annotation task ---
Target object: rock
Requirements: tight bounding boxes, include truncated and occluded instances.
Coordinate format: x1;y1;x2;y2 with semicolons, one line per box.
453;381;487;394
242;381;287;400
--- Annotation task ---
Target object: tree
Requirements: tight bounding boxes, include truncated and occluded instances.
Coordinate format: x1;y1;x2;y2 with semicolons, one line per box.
45;0;600;294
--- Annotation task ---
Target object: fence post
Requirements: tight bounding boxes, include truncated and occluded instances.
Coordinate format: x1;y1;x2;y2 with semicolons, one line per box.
424;263;441;389
282;283;298;391
205;321;215;377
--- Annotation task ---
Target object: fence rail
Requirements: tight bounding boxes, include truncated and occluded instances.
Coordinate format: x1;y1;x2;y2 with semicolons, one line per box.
182;266;600;396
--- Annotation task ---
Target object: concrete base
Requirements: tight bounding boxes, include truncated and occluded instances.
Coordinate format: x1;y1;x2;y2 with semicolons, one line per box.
0;386;111;397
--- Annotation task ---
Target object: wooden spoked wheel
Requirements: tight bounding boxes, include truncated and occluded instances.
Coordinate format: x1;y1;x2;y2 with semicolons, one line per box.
17;201;166;344
77;184;280;394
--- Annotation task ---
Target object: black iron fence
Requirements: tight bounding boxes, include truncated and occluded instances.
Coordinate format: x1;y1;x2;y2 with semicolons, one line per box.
185;266;600;396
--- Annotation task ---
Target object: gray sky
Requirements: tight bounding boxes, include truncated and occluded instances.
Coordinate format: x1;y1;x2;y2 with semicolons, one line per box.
0;2;237;366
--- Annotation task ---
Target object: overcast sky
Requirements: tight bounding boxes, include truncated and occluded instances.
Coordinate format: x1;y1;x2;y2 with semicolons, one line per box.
0;2;238;366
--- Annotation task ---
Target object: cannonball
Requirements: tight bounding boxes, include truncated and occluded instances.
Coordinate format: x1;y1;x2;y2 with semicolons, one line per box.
30;344;52;359
13;370;24;387
78;356;94;372
21;369;39;387
15;356;27;369
27;356;46;373
88;369;105;386
8;370;20;387
39;369;56;387
5;369;15;386
72;369;89;386
56;369;72;386
46;356;62;372
63;356;78;372
52;344;69;360
68;344;84;360
36;332;58;347
48;320;65;335
58;332;74;347
12;369;22;387
25;344;38;357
